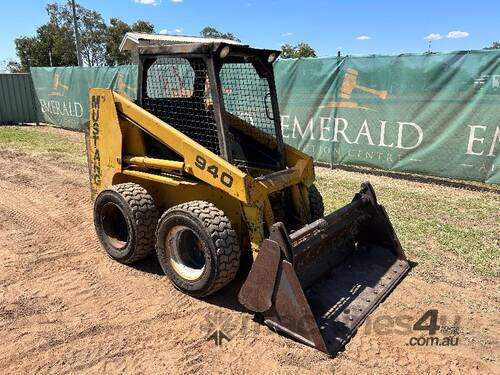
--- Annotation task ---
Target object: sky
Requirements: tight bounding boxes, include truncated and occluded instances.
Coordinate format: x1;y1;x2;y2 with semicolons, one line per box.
1;0;499;62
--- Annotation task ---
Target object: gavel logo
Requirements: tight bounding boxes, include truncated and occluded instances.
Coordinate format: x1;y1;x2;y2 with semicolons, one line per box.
115;73;136;99
321;68;387;111
49;74;69;97
340;68;387;100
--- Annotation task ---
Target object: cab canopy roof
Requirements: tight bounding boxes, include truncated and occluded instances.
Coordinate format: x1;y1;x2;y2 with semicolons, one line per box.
136;42;280;60
119;32;244;52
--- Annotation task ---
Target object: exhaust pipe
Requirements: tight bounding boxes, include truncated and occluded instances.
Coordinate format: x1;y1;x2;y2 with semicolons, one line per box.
239;182;410;356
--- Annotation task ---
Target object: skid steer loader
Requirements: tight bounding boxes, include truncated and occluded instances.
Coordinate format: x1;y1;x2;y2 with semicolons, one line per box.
86;41;410;356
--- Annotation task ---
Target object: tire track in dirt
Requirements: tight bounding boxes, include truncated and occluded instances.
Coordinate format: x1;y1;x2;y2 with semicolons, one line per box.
0;150;220;373
0;133;498;374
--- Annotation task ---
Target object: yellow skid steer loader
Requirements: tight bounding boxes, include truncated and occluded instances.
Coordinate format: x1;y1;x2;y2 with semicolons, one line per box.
86;42;410;356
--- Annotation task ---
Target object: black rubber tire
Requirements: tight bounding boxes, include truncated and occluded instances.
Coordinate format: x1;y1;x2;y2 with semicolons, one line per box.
308;184;325;222
94;183;158;264
155;201;240;297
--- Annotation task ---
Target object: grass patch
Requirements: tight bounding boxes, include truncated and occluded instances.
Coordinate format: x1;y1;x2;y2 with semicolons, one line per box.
315;168;500;279
0;126;86;165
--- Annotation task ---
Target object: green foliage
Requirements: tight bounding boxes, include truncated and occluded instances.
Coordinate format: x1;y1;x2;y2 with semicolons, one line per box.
200;26;241;42
131;20;155;33
15;22;77;71
14;1;155;69
280;44;295;58
14;1;104;69
46;1;107;66
486;42;500;49
280;42;317;58
0;60;22;73
0;126;86;164
5;61;23;73
105;18;131;66
105;18;155;66
315;168;499;279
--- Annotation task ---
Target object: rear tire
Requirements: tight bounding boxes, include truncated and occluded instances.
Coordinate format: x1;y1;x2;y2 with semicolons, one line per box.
308;184;324;222
94;183;158;264
155;201;240;297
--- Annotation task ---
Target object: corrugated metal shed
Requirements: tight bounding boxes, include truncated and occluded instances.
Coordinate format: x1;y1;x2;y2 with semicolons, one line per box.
119;32;244;52
0;74;39;124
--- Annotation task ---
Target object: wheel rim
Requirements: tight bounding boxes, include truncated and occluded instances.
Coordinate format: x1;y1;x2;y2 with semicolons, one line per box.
101;202;128;250
166;225;206;281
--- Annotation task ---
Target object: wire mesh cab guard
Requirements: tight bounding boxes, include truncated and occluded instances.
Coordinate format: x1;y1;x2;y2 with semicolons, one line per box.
136;43;284;168
141;56;221;155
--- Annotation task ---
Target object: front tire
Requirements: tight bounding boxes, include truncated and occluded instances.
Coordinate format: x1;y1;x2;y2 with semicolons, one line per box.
94;183;158;264
308;184;325;222
155;201;240;297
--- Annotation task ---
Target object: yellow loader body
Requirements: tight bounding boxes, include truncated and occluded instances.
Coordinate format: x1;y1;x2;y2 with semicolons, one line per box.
86;42;409;356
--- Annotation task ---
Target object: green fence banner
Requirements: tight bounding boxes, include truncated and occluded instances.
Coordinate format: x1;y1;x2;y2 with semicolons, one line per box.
30;65;137;130
0;73;39;124
274;50;500;184
28;50;500;183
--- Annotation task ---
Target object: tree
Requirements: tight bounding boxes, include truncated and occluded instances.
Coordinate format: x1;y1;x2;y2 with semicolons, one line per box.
280;42;316;58
131;20;155;33
295;43;316;58
46;1;107;66
106;18;132;66
105;18;154;66
14;2;155;69
486;42;500;49
0;60;22;73
200;26;241;42
280;44;296;59
15;22;77;71
6;61;23;73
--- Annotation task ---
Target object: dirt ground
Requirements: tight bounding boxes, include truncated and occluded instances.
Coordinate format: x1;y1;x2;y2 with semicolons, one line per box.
0;127;498;374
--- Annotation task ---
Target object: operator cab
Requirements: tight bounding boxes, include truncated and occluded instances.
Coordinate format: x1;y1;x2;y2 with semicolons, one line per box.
136;42;284;171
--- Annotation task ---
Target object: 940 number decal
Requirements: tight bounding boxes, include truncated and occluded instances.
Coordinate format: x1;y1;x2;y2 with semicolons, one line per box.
195;155;234;188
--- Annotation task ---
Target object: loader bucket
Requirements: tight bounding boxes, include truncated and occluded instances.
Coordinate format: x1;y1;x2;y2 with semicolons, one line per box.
238;182;410;356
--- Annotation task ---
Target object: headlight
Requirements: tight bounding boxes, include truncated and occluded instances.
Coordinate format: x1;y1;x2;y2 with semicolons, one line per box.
220;46;230;59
